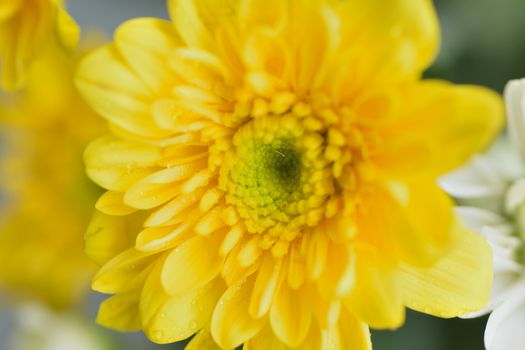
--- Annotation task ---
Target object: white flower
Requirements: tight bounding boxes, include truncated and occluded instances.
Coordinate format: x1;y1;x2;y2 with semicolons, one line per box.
441;79;525;350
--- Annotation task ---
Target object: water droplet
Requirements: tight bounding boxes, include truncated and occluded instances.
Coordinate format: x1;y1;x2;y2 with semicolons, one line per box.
151;330;164;341
189;320;198;330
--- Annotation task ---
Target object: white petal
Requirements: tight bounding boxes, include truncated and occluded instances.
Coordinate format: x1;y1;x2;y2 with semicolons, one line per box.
488;137;525;181
505;178;525;214
485;282;525;350
440;155;507;198
505;79;525;161
455;207;508;230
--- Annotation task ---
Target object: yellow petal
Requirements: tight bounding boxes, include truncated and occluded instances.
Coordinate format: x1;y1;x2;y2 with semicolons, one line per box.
339;309;372;350
244;324;288;350
238;236;263;268
313;298;341;329
270;283;313;347
115;18;180;92
152;99;214;132
181;169;213;194
317;242;355;299
344;259;404;330
221;239;260;286
169;47;229;90
243;30;290;93
85;210;141;265
124;161;206;209
141;261;226;344
84;135;161;192
399;221;493;318
297;326;323;350
136;221;196;253
287;243;306;289
194;206;227;236
92;248;157;294
145;191;201;227
0;0;22;21
357;181;454;267
96;191;137;216
306;231;329;280
320;309;371;350
245;322;324;350
76;45;169;137
243;323;324;350
97;291;141;332
389;180;454;266
220;224;244;256
333;0;438;80
55;5;80;50
186;329;222;350
286;0;335;94
161;234;223;296
238;0;287;31
168;0;236;50
211;275;265;349
320;327;344;350
374;81;504;177
249;254;283;319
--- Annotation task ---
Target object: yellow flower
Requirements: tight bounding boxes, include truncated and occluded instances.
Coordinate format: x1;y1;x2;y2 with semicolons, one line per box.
0;41;104;308
0;0;79;91
78;0;503;348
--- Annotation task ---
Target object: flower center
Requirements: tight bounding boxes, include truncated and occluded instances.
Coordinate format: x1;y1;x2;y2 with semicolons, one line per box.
265;145;302;191
227;140;304;213
220;114;334;239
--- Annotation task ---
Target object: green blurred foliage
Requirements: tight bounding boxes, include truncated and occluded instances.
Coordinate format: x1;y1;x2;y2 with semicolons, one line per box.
430;0;525;92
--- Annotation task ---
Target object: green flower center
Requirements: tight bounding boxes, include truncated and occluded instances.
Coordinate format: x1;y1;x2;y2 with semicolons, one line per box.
220;115;335;238
232;141;302;211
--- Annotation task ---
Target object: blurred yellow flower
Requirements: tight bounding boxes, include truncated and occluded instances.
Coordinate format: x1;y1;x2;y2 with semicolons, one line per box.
78;0;503;348
0;41;104;309
0;0;79;91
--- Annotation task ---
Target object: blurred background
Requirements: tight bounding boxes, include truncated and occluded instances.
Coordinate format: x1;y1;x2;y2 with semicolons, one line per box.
1;0;525;349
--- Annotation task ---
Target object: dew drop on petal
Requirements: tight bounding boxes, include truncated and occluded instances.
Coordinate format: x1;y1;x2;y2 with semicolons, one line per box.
151;330;164;341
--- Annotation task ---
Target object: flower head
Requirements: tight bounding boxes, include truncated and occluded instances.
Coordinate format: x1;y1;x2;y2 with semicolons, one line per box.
0;41;104;308
0;0;79;91
79;0;503;348
442;79;525;350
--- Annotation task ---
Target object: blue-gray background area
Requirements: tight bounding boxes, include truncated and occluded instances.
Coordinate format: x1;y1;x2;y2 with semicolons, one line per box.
1;0;525;349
